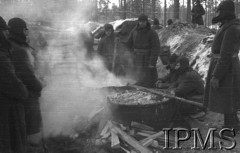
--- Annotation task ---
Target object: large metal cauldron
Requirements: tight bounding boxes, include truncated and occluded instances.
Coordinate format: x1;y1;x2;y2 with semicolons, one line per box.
107;86;178;130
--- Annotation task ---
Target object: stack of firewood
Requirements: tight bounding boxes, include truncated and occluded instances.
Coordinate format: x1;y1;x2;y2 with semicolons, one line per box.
95;120;174;153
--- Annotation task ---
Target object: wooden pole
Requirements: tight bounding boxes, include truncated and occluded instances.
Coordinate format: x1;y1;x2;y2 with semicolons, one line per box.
129;85;204;109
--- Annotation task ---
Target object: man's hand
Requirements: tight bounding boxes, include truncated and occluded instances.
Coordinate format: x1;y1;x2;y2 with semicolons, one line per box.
170;90;175;96
210;77;219;89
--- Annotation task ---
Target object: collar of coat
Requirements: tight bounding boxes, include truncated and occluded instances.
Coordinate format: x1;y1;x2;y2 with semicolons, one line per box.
8;33;28;46
220;18;240;32
8;37;35;54
136;22;151;31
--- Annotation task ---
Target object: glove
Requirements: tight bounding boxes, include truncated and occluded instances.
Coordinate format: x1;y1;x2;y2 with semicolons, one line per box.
210;77;219;89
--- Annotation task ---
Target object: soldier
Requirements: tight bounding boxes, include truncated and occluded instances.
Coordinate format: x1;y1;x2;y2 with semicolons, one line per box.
191;0;205;26
79;29;94;59
203;1;240;136
8;18;43;146
167;19;173;26
170;56;204;116
0;16;28;153
151;18;162;30
124;14;160;88
97;23;115;72
156;53;179;89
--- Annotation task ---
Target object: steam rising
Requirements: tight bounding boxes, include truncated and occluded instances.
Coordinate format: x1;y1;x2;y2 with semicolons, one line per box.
0;0;125;136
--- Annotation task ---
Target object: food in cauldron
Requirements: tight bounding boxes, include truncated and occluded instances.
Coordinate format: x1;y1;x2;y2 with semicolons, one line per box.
107;89;169;105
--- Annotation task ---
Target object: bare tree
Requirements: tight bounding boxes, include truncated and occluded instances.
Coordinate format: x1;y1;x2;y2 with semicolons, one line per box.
142;0;145;13
123;0;127;19
174;0;180;20
186;0;191;22
164;0;167;26
236;0;239;18
152;0;156;18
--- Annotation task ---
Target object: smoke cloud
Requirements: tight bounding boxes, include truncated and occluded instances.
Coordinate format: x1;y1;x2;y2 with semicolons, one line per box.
0;0;128;136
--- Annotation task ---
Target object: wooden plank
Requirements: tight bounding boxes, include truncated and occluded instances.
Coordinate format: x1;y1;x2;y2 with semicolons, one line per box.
108;121;153;153
136;132;174;145
120;147;131;153
100;122;110;137
142;139;154;147
130;84;204;109
138;129;156;135
139;131;164;145
131;121;154;131
111;131;120;149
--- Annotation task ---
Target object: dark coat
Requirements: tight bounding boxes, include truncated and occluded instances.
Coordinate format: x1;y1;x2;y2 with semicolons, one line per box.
97;33;115;71
79;31;94;59
171;68;204;98
191;3;205;25
170;68;204;116
126;22;160;67
0;48;28;153
125;22;160;87
9;34;43;135
203;19;240;114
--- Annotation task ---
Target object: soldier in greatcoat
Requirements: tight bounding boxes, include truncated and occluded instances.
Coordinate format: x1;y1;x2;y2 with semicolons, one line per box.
124;14;160;88
8;18;43;145
203;1;240;135
0;16;28;153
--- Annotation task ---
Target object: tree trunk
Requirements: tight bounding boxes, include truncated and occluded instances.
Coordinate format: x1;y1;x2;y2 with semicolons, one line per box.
142;0;145;14
236;0;239;18
164;0;167;26
186;0;191;23
174;0;180;20
152;0;156;19
123;0;127;19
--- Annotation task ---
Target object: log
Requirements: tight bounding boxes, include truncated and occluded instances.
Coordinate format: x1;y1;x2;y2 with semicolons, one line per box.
138;129;156;135
120;147;131;153
100;122;110;138
111;131;120;149
136;132;174;145
130;85;204;109
142;139;154;147
139;131;164;145
131;122;154;131
108;121;153;153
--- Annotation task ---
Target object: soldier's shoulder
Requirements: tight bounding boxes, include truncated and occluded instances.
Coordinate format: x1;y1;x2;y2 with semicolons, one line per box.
185;70;201;79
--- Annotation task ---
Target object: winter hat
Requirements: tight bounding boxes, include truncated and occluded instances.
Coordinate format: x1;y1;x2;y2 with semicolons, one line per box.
212;1;235;24
195;0;201;4
169;53;179;64
8;17;28;43
138;14;148;21
8;17;27;31
104;23;113;31
217;0;235;13
175;56;190;74
176;56;189;67
0;17;8;30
